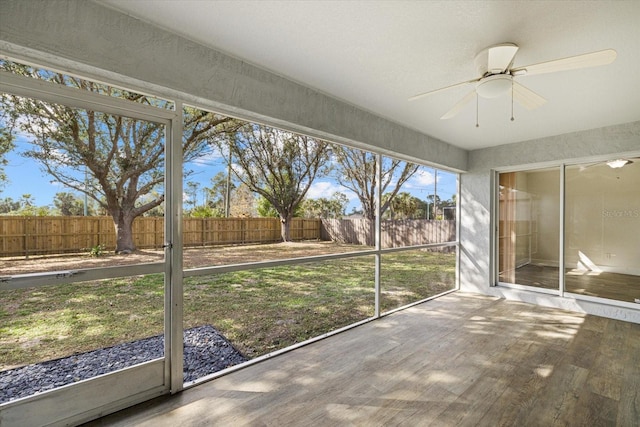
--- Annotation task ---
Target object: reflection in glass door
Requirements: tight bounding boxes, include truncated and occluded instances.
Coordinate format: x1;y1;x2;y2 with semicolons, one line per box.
498;168;560;291
565;160;640;303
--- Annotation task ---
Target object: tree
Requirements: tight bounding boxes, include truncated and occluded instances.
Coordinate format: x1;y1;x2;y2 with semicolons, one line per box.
204;171;236;215
426;194;442;220
1;61;236;253
0;197;20;214
257;194;303;218
0;120;14;191
53;191;93;216
221;124;330;241
300;192;348;218
384;191;419;219
256;195;278;218
332;147;419;220
185;181;201;212
189;205;221;218
230;184;257;217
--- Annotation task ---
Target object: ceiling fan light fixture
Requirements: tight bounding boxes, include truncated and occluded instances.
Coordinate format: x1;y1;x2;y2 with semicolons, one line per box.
476;75;512;99
606;159;629;169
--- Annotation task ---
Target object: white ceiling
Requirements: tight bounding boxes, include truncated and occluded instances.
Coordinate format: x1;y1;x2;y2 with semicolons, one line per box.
102;0;640;151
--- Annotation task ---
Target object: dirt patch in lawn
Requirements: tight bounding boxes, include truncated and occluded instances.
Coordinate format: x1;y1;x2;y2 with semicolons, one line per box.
1;241;368;275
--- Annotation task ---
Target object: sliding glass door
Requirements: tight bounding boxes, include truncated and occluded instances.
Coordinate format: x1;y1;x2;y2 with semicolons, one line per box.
498;158;640;305
565;160;640;303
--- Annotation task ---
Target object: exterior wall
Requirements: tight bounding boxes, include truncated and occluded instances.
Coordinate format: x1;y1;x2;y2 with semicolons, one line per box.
0;0;466;172
460;121;640;322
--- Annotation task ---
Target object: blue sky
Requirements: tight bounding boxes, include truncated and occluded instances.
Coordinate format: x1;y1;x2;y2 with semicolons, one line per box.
2;136;457;213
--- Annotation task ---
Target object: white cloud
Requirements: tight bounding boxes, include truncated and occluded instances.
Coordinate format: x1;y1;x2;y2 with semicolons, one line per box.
190;147;224;167
306;181;356;201
406;168;435;188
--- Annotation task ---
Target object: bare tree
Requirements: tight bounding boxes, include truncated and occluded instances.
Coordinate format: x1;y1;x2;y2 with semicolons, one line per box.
222;124;330;241
332;147;419;219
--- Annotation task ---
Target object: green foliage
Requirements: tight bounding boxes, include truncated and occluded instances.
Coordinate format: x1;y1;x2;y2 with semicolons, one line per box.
187;205;224;218
204;171;236;215
87;244;106;257
0;197;20;214
383;191;422;219
53;192;93;216
257;195;304;218
256;196;280;217
300;192;348;218
0;123;14;191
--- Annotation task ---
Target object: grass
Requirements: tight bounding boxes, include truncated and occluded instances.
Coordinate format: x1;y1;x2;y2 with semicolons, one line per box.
0;248;455;370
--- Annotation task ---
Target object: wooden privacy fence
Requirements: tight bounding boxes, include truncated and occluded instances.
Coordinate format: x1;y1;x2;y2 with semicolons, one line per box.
0;216;320;258
321;218;456;248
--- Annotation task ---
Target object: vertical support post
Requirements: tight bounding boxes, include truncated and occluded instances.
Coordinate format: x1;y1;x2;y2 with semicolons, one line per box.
559;164;565;297
225;142;232;218
374;154;382;318
84;166;89;216
489;170;497;286
456;173;461;290
165;104;184;394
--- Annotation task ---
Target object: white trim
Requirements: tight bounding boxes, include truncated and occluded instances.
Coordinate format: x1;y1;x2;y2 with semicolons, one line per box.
374;154;382;318
565;292;640;311
497;282;560;296
1;263;164;290
167;101;184;394
0;359;166;427
0;71;175;123
559;164;566;297
492;151;640;174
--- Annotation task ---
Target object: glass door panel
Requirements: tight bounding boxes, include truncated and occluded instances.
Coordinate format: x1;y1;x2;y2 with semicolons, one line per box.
565;161;640;303
498;168;560;290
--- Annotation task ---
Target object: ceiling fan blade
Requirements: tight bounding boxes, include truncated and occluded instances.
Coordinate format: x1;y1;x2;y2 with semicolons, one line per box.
487;43;519;74
440;90;476;120
409;78;479;101
512;82;547;110
511;49;616;76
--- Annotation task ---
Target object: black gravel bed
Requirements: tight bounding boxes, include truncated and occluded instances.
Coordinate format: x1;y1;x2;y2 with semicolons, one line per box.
0;325;247;404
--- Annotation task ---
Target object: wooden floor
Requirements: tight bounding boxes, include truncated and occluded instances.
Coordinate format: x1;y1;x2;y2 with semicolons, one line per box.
512;264;640;304
86;293;640;427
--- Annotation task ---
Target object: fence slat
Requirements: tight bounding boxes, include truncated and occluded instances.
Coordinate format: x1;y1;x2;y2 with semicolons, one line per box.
321;218;456;248
0;216;322;257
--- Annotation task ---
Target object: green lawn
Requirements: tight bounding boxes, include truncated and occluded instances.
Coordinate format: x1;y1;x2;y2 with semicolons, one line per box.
0;249;455;369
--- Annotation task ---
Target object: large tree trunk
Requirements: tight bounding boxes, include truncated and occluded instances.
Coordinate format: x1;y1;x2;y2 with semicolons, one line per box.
113;211;136;254
280;215;292;242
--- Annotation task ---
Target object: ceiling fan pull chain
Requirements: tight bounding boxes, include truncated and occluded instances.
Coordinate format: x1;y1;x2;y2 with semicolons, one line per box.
476;93;480;128
511;79;515;122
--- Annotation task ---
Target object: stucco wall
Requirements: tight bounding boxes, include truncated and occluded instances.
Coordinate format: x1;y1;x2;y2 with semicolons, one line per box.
0;0;466;172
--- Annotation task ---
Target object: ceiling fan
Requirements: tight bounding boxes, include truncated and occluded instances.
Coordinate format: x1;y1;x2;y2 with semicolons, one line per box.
409;43;617;123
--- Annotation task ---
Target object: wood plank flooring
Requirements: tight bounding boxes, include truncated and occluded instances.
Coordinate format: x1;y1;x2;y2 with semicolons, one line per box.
85;293;640;426
513;264;640;303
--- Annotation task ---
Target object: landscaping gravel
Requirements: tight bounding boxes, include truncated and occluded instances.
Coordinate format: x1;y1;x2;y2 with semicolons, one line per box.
0;325;247;404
